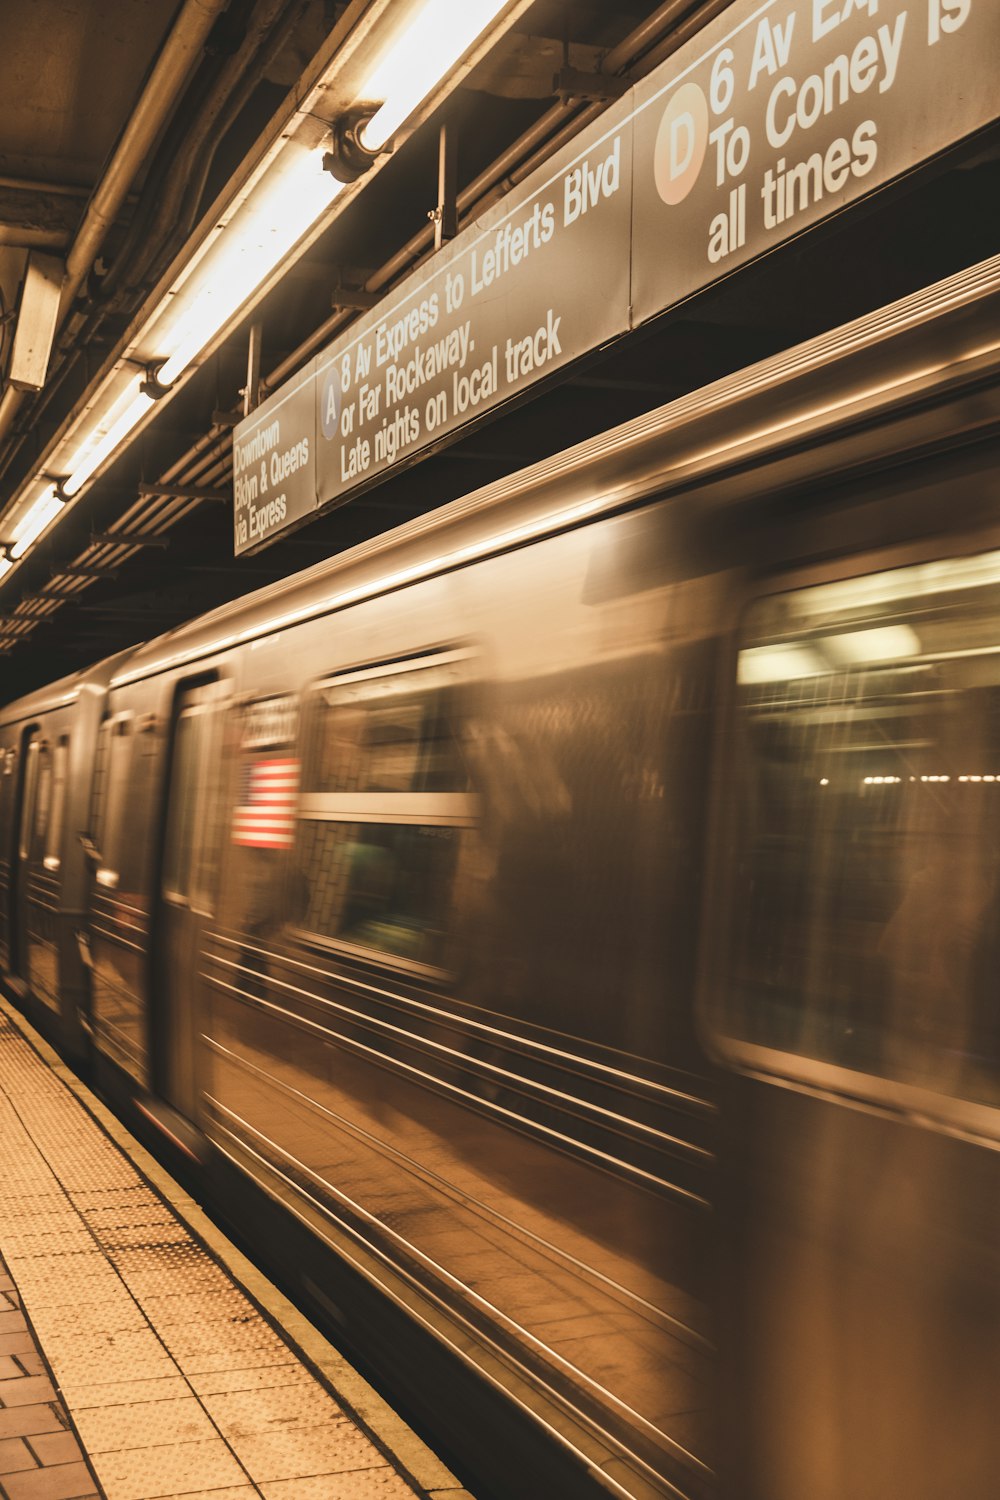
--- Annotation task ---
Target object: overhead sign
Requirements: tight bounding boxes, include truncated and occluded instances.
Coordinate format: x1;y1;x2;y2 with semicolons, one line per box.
233;358;317;551
631;0;996;319
234;91;634;553
234;0;997;554
315;90;634;512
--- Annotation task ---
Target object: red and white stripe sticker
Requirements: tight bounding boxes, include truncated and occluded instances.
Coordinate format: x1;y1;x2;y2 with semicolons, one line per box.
232;757;299;848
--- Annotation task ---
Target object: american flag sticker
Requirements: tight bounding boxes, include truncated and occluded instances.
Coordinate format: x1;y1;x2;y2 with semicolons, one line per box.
232;757;299;848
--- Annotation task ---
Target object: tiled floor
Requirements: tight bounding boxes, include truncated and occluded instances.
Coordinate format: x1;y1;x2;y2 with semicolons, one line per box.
0;1003;463;1500
0;1263;100;1500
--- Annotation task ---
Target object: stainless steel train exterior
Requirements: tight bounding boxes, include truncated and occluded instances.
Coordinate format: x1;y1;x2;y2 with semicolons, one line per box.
2;252;1000;1500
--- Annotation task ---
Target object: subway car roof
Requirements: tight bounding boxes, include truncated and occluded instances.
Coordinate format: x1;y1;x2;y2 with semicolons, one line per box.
96;250;1000;691
0;650;131;727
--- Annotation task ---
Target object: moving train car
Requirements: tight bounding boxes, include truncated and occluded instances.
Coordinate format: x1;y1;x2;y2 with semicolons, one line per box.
2;253;1000;1500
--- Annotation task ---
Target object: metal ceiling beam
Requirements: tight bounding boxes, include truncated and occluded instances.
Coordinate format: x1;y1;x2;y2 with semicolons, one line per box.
0;188;79;250
91;531;170;548
136;482;228;502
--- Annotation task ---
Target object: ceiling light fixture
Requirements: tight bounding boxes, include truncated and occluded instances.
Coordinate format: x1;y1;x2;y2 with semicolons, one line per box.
154;142;345;388
9;486;65;559
61;378;157;499
358;0;510;151
150;0;515;387
0;0;521;575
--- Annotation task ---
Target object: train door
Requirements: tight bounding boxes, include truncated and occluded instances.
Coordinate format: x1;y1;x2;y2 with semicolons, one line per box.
706;528;1000;1500
20;733;66;1012
0;744;19;971
85;712;150;1082
11;728;43;981
154;680;229;1122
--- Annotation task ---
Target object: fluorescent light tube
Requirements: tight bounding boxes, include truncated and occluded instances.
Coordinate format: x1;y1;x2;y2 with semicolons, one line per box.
737;643;828;684
822;625;921;665
359;0;509;151
157;145;342;386
62;382;156;499
0;556;12;579
10;487;65;558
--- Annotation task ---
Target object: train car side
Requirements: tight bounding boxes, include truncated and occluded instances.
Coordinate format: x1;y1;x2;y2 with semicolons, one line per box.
0;662;121;1063
0;255;999;1498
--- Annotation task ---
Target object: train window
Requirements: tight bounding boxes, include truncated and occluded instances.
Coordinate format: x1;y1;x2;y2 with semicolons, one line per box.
33;742;52;853
724;549;1000;1109
95;717;133;890
43;738;68;872
18;738;41;862
163;712;200;901
297;652;476;972
163;699;225;910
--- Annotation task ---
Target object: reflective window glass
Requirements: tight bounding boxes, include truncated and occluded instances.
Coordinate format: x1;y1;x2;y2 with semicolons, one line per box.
34;746;52;849
298;654;474;972
19;739;40;861
45;738;69;869
727;549;1000;1106
163;711;207;901
98;719;133;887
311;664;469;795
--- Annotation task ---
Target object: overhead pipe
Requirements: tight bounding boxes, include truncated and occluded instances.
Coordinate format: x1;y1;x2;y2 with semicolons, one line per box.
60;0;231;323
108;0;310;307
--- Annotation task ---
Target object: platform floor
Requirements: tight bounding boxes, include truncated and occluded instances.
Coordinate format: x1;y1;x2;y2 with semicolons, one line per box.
0;998;468;1500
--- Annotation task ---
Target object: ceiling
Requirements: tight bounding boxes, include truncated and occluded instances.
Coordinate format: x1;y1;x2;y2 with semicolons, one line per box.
0;0;997;701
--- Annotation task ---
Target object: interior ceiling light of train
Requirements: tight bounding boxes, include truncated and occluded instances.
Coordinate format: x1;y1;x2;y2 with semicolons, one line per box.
0;0;996;698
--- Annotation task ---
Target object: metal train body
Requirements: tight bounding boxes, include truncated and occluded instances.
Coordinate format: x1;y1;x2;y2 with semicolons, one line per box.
2;254;1000;1500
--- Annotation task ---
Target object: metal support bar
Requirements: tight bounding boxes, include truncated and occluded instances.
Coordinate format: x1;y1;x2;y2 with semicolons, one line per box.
431;124;458;249
91;531;170;548
136;482;229;502
552;66;628;101
243;321;263;417
330;269;379;311
58;564;119;578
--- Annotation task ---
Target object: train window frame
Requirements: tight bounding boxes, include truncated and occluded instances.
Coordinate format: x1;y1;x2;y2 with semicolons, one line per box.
701;536;1000;1146
33;740;53;859
162;709;200;905
293;647;477;979
18;735;42;863
43;737;69;873
95;714;134;891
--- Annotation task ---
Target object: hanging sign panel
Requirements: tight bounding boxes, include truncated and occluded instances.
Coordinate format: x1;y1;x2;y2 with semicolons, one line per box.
630;0;997;322
233;0;998;554
233;92;634;553
312;91;635;517
233;355;318;552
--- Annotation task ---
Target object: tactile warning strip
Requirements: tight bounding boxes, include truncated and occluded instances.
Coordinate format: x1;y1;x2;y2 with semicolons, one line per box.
0;1006;428;1500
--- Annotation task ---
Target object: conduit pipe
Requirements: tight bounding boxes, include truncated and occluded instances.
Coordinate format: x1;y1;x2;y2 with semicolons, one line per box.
60;0;230;322
0;0;229;470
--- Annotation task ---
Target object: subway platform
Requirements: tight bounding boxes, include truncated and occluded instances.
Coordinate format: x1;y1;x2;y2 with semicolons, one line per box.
0;996;469;1500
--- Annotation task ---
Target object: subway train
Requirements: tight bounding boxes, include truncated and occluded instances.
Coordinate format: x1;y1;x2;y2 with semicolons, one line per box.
2;252;1000;1500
